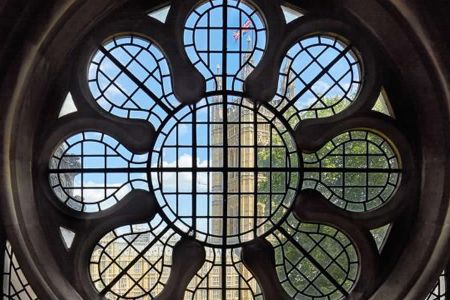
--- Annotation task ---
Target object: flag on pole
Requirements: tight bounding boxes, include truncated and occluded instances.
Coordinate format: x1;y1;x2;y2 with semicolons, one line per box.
233;19;252;41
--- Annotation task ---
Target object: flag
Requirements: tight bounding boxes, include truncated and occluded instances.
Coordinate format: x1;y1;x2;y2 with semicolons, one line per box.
232;19;252;41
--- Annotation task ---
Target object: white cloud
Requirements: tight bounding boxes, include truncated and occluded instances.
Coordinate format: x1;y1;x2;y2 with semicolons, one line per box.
71;181;133;203
151;154;210;193
312;80;331;95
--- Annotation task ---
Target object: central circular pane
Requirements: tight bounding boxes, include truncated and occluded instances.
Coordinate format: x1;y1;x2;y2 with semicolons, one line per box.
150;96;301;247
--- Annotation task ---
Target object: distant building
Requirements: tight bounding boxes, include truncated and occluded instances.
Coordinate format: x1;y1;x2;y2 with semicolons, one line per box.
211;37;295;242
49;144;81;200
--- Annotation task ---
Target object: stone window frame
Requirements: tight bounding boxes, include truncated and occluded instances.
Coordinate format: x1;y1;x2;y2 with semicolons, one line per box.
0;1;449;299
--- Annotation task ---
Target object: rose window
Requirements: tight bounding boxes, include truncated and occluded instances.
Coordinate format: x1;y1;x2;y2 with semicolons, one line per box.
33;0;419;299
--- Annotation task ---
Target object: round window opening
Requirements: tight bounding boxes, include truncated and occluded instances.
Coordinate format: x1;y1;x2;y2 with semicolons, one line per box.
26;0;423;299
151;96;301;246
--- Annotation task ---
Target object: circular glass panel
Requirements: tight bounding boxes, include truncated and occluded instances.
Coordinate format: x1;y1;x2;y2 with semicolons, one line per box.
302;130;401;212
150;96;301;246
271;35;363;125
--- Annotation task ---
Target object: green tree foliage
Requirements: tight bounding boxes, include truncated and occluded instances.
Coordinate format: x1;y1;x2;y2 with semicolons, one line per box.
257;95;393;297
